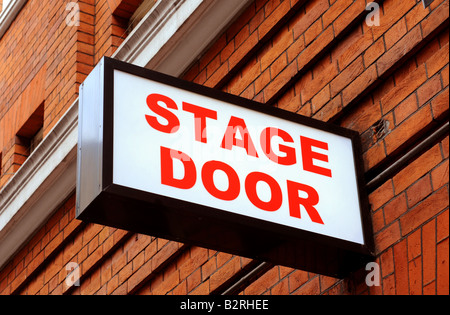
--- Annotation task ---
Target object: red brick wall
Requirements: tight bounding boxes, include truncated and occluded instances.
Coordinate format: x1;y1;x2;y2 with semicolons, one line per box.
0;0;448;295
1;0;90;186
0;0;134;187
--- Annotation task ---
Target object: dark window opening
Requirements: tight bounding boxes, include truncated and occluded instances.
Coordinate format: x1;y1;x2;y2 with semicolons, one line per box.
14;102;44;169
422;0;435;8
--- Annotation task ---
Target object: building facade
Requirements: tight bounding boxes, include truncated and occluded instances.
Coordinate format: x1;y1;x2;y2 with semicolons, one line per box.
0;0;448;295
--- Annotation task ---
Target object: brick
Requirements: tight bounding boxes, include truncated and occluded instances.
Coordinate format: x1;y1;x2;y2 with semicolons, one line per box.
394;94;418;125
264;61;298;102
297;25;334;71
322;0;352;29
442;65;449;88
186;269;202;292
258;0;291;40
334;27;373;71
320;275;339;292
407;229;422;261
301;59;338;103
249;5;265;33
271;277;290;295
291;0;329;39
178;247;208;280
380;248;394;278
313;95;342;122
210;256;241;292
405;1;431;31
409;256;422;295
118;262;132;283
254;68;271;94
369;180;394;211
127;259;152;293
173;280;187;295
235;25;250;50
372;0;416;40
311;85;330;113
270;53;288;78
431;160;449;191
384;18;407;50
377;26;423;77
437;238;449;295
384;105;433;156
364;38;385;68
304;19;323;46
393;143;442;193
437;210;449;243
406;175;433;207
383;273;396;294
423;281;436;295
261;26;293;71
245;267;279;295
331;0;365;36
425;43;449;78
229;60;260;95
342;64;377;107
442;136;449;158
393;239;409;294
400;187;449;236
330;56;364;98
375;221;401;254
421;0;449;38
422;219;437;286
431;87;449;119
293;276;321;295
384;193;408;224
417;74;442;106
190;279;210;295
287;35;305;63
152;269;180;295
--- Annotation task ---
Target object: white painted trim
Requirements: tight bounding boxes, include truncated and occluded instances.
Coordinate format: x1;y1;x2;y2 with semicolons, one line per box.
0;0;252;269
113;0;252;76
0;0;27;39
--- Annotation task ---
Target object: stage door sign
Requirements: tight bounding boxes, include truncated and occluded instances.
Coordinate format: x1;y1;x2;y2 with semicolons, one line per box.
76;57;374;277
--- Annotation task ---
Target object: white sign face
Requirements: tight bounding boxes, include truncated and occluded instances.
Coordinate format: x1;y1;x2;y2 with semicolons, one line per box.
112;70;365;245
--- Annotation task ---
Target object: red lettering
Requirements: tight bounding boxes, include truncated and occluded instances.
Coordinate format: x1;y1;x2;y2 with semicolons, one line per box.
287;180;324;224
182;102;218;143
245;172;282;212
160;147;196;189
260;127;296;165
145;94;180;134
201;161;240;201
221;116;259;157
300;136;332;178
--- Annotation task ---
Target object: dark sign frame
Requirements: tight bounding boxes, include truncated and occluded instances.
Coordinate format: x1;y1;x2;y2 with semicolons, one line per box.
76;57;375;278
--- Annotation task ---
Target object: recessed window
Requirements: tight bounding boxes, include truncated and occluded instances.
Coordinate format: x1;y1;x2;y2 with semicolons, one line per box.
14;102;44;168
30;126;44;153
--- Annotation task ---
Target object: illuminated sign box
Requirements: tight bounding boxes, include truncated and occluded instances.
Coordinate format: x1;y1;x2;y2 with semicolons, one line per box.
76;57;374;278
